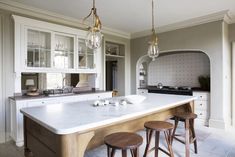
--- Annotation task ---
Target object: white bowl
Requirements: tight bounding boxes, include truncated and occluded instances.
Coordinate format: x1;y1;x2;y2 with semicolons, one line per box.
125;95;146;104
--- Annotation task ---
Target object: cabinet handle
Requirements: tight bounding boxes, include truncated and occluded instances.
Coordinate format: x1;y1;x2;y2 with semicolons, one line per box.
200;113;203;115
42;102;45;104
200;104;202;106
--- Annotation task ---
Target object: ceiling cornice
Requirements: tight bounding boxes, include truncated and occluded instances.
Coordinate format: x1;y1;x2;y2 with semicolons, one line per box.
0;0;131;39
131;10;234;39
0;0;234;40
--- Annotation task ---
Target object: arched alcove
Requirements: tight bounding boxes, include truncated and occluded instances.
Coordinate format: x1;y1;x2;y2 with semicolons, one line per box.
136;50;210;89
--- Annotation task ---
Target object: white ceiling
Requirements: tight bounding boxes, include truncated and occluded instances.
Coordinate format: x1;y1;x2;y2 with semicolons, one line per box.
7;0;235;34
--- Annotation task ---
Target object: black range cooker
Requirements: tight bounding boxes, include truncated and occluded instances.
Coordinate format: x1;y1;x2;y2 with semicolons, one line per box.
148;86;193;96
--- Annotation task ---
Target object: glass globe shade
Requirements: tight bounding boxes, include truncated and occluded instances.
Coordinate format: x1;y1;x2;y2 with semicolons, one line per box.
147;43;159;61
85;30;102;49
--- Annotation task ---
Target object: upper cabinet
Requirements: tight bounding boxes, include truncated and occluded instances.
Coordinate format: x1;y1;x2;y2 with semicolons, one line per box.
26;28;52;68
13;15;99;73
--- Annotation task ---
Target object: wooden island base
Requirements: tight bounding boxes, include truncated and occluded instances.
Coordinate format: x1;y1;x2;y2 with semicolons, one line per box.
24;102;193;157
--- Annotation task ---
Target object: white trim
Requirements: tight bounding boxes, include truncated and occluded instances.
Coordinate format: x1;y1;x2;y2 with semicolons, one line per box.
209;119;225;129
232;42;235;128
0;13;5;143
0;0;131;39
131;10;232;39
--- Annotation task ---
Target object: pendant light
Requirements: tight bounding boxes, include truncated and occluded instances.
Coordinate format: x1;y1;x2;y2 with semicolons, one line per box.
147;0;159;61
83;0;102;49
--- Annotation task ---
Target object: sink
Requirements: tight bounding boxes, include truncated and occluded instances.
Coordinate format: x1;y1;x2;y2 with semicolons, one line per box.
47;93;75;97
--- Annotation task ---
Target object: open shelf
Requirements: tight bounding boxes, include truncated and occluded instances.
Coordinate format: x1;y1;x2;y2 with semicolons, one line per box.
105;54;125;58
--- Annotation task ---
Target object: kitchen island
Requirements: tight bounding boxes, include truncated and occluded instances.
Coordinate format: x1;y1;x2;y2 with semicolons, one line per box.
21;93;196;157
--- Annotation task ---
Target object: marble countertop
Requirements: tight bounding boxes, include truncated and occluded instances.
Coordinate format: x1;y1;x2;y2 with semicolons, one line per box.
21;93;196;135
10;90;111;101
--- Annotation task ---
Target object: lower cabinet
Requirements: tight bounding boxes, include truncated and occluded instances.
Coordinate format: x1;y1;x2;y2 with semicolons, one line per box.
193;91;210;126
137;89;148;95
10;91;112;147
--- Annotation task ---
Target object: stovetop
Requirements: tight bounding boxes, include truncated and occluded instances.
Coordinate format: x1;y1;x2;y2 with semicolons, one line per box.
147;86;193;96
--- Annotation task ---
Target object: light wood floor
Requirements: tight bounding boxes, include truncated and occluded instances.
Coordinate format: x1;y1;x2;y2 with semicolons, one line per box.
1;125;235;157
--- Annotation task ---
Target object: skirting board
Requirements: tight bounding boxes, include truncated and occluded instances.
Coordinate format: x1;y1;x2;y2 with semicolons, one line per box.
209;119;225;129
0;131;5;143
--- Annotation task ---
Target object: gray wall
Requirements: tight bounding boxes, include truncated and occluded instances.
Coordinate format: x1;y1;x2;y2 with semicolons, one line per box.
131;21;227;128
229;23;235;42
0;13;4;142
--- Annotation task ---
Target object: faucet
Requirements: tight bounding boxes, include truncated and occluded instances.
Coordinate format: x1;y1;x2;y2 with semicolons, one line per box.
62;77;68;93
62;77;73;93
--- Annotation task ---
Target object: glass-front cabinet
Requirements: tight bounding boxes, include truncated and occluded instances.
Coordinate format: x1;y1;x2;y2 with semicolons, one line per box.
78;38;95;69
26;29;51;68
54;34;75;69
23;29;96;73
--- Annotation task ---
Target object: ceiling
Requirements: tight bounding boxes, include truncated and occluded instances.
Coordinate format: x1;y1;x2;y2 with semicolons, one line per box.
6;0;235;34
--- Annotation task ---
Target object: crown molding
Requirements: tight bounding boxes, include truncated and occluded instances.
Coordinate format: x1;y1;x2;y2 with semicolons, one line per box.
0;0;131;39
131;10;233;39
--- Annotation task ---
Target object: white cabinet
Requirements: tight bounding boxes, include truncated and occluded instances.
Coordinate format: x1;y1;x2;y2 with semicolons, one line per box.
9;92;112;147
137;89;148;95
193;91;210;126
13;15;98;74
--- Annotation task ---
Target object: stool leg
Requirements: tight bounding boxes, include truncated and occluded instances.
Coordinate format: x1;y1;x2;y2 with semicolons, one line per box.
143;129;153;157
172;118;179;144
122;150;127;157
189;119;198;154
135;148;139;157
111;148;116;157
155;131;160;157
107;146;111;157
164;130;174;157
185;119;190;157
130;149;134;157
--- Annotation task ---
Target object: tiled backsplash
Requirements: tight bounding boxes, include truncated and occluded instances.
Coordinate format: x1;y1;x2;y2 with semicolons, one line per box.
148;52;210;87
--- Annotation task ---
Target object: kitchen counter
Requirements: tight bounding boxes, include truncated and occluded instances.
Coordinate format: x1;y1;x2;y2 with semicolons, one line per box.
21;93;196;157
9;90;110;101
21;93;196;134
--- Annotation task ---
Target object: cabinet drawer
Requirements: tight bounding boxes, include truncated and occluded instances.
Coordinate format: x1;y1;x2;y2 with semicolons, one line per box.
27;99;59;108
195;110;207;119
195;101;208;110
137;89;148;95
193;92;209;101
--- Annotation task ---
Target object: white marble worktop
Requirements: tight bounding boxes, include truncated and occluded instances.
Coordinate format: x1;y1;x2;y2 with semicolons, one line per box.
21;93;196;135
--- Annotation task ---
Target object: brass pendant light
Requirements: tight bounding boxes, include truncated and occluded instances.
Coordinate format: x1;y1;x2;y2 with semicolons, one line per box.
147;0;159;61
83;0;102;49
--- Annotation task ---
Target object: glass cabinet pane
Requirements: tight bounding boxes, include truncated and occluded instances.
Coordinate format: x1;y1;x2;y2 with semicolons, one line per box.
27;29;51;67
54;34;74;69
87;48;94;69
78;39;95;69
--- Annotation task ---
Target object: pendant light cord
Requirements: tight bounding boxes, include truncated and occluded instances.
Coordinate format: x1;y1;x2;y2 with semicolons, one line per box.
152;0;154;32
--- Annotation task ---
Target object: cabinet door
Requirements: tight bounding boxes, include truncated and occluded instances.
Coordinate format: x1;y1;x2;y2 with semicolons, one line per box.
27;99;60;108
78;38;95;69
53;33;75;69
26;28;51;68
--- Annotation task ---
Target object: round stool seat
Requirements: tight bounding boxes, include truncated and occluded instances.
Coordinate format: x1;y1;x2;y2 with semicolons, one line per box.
144;121;174;131
174;113;197;120
104;132;143;150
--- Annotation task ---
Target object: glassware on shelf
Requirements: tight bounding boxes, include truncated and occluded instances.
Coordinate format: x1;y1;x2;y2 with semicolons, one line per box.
26;29;51;68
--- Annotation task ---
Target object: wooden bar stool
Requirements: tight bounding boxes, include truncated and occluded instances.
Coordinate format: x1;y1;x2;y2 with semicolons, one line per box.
143;121;174;157
104;132;143;157
172;113;197;157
